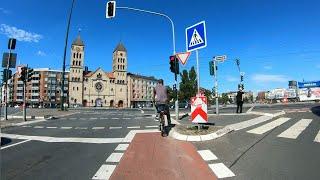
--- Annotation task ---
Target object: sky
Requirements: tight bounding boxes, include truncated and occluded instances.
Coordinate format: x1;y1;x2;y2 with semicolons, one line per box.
0;0;319;93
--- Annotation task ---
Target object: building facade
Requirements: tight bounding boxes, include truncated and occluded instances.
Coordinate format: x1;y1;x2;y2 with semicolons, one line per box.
68;35;158;108
1;68;69;107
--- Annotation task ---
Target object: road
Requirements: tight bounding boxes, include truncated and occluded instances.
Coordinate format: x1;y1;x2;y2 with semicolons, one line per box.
1;103;319;179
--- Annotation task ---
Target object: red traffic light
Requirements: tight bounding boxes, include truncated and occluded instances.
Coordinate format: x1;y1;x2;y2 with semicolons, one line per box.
170;55;175;61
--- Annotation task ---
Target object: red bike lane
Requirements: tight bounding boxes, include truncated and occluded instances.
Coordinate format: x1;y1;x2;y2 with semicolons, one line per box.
110;132;217;180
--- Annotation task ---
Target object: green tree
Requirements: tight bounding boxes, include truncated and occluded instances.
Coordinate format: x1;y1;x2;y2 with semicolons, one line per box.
166;85;176;102
179;66;197;101
220;93;230;105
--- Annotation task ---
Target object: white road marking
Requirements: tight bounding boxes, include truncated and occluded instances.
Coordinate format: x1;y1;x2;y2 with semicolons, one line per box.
14;119;46;126
92;127;105;130
69;118;77;120
314;130;320;143
277;119;312;139
80;118;86;120
109;127;122;129
100;118;108;120
22;125;31;128
106;153;124;163
115;144;129;151
111;118;119;120
75;127;88;130
46;127;57;129
197;150;218;161
123;129;159;142
145;125;158;128
123;118;130;120
247;118;291;135
1;133;124;144
127;126;140;129
90;118;98;120
34;126;44;128
61;127;72;129
225;115;273;131
209;163;235;178
92;164;116;180
1;139;32;150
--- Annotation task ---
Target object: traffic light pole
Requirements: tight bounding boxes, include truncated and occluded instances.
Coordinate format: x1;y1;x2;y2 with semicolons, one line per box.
213;60;219;115
116;6;179;120
4;49;12;121
23;68;26;121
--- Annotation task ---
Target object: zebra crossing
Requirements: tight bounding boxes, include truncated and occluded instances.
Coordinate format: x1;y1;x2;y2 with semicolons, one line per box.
246;117;320;143
62;116;153;121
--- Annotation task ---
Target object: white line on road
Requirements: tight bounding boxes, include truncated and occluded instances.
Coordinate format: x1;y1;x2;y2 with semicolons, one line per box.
115;144;129;151
314;130;320;143
277;119;312;139
92;127;105;130
111;118;119;120
22;125;31;128
69;118;77;120
145;125;159;128
92;165;116;180
127;126;140;129
34;126;44;128
100;118;109;120
106;153;124;163
247;118;291;135
46;127;57;129
109;127;122;129
123;118;130;120
209;163;235;178
1;139;32;150
75;127;88;130
60;127;73;129
90;118;98;120
197;150;218;161
123;129;159;142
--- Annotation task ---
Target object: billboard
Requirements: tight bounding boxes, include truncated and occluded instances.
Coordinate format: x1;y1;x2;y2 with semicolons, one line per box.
298;81;320;88
298;87;320;101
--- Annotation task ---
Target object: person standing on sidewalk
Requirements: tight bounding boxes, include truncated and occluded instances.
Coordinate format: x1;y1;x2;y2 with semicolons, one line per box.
236;88;244;113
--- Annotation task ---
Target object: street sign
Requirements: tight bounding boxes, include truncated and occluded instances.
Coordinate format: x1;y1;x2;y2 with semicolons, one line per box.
2;53;17;68
190;96;208;123
186;21;207;52
214;55;227;62
176;52;191;65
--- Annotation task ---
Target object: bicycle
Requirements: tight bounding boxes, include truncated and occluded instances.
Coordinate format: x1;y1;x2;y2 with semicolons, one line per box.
156;104;168;137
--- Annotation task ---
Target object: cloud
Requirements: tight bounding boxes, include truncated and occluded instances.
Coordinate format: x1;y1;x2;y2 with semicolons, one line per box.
37;50;46;56
252;74;289;83
226;76;238;82
263;65;272;70
0;24;43;42
0;8;10;14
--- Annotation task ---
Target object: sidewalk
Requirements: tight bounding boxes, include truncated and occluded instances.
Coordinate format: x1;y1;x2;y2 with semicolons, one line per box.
110;133;217;180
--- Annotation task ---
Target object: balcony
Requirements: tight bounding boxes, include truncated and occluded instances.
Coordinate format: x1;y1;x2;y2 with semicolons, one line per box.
16;93;23;96
33;74;40;78
48;74;56;78
17;81;23;85
31;99;39;102
31;80;39;83
31;93;39;96
17;87;23;90
32;87;39;90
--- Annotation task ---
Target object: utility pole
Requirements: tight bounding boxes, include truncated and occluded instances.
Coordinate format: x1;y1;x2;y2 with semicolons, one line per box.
213;60;219;115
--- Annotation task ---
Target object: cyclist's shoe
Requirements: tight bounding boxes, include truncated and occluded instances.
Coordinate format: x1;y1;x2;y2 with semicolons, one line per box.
161;132;168;137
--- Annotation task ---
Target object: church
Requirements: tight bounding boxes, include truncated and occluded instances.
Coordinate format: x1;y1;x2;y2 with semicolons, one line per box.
68;34;158;108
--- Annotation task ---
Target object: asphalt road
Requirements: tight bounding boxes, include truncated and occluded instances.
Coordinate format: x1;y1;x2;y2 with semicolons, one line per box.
1;109;159;180
193;106;320;179
1;103;319;180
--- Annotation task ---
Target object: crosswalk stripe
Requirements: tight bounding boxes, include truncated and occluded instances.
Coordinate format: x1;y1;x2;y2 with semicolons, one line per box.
247;118;291;135
127;126;140;129
112;118;119;120
197;150;218;161
46;127;57;129
314;130;320;143
61;127;72;129
110;127;122;129
106;153;123;163
34;126;44;128
115;144;129;151
145;125;158;128
92;127;105;130
92;164;116;180
209;163;235;178
277;119;312;139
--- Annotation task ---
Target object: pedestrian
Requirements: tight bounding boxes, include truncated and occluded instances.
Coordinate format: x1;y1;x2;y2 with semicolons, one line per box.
236;87;244;113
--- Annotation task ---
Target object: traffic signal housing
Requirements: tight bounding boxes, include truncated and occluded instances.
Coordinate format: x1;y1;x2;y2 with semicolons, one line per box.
240;75;244;82
169;55;179;74
2;69;12;82
27;68;34;82
106;1;116;18
20;67;27;81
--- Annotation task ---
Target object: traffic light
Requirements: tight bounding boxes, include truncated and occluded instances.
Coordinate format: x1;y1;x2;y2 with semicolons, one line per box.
2;69;12;82
209;61;214;76
8;38;16;50
27;68;34;82
173;84;177;92
106;1;116;18
238;83;244;90
236;59;240;66
20;67;27;81
240;75;244;82
170;55;179;74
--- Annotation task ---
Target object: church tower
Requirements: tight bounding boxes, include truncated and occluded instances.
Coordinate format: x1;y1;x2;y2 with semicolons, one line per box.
69;33;84;106
112;43;127;107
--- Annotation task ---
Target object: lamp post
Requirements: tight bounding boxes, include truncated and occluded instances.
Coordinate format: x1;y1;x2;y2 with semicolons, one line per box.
61;0;75;111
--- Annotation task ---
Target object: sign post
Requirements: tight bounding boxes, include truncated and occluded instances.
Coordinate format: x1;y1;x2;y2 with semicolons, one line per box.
186;21;207;95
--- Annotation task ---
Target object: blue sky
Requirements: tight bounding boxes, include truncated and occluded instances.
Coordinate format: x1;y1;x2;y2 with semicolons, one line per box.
1;0;319;93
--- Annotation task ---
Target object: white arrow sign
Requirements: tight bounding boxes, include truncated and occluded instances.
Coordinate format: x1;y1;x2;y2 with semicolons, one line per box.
176;52;191;65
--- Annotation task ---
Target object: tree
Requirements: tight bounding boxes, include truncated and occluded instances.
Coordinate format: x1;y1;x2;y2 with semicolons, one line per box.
220;93;230;105
166;85;176;102
179;66;197;101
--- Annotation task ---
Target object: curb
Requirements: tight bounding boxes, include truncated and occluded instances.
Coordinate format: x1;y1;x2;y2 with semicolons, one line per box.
169;110;286;142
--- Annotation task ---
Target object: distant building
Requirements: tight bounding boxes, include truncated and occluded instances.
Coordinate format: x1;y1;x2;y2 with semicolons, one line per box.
1;68;69;107
224;91;253;103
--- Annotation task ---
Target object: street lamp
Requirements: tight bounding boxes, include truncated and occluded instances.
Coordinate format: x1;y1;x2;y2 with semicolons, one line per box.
61;0;75;111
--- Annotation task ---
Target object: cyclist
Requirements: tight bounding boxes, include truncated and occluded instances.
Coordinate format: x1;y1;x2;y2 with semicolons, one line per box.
153;79;171;135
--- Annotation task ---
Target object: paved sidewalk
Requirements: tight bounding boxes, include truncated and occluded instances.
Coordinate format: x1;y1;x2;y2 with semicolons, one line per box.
110;133;217;180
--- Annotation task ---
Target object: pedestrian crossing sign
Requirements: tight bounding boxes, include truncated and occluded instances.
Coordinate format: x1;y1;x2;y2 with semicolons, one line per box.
186;21;207;52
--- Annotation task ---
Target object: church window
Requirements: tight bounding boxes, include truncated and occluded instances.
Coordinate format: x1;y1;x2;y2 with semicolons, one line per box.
118;65;119;69
91;100;93;104
111;88;113;92
118;58;119;63
73;53;75;58
73;87;75;90
73;61;75;66
79;53;81;59
77;87;79;91
84;87;86;91
76;53;79;59
79;61;81;66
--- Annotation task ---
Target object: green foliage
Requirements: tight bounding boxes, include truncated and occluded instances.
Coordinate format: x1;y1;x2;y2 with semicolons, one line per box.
179;66;197;101
166;85;176;102
220;93;230;104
